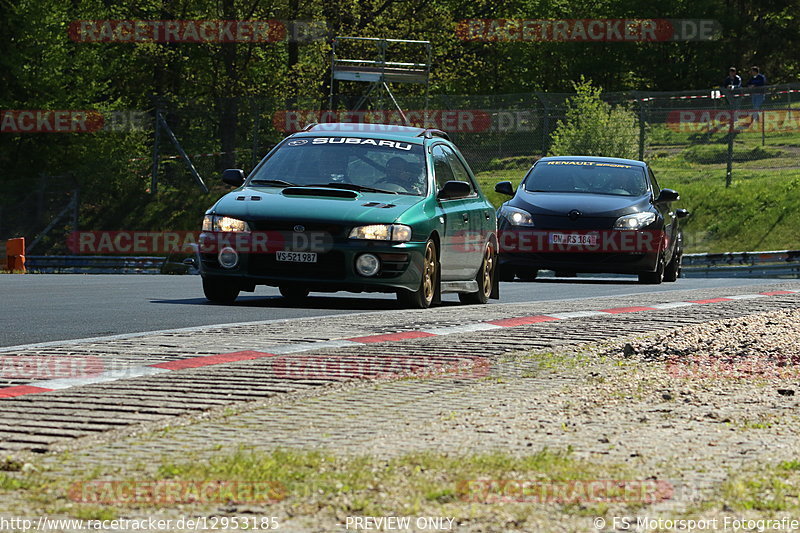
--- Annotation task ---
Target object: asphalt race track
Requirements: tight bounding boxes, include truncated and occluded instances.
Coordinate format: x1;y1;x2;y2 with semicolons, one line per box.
0;273;791;347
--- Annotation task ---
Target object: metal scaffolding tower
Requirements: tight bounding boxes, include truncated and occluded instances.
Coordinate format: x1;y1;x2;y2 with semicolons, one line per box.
329;37;432;124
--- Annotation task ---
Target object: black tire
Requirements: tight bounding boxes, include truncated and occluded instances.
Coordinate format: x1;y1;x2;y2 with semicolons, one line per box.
202;276;240;304
279;286;310;301
397;240;438;309
663;249;682;282
516;267;539;281
638;255;665;284
459;242;496;305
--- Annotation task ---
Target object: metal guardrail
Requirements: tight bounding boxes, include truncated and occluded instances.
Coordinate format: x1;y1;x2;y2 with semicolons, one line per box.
683;250;800;266
20;250;800;278
25;256;165;274
682;250;800;278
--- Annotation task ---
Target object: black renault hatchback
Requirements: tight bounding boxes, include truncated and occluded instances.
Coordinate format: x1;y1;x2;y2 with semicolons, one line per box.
494;156;689;284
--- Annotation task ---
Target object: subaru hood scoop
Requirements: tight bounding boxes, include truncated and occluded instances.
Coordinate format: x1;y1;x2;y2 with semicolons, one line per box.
282;187;358;199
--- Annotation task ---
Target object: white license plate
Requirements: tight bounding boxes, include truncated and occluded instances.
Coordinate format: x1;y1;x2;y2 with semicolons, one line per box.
276;251;318;263
549;233;598;246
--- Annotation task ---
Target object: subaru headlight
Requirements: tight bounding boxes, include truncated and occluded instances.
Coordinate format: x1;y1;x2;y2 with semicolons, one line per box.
202;215;251;233
613;212;656;230
349;224;412;242
498;205;535;227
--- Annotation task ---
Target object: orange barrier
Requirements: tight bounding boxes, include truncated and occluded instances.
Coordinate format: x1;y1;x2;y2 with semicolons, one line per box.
6;238;26;273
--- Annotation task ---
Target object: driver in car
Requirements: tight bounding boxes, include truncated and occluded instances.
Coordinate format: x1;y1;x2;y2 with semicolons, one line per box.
380;157;423;194
600;172;634;195
316;150;347;182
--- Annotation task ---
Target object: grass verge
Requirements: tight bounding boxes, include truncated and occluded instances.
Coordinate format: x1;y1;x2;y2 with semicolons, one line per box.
4;448;662;527
687;461;800;517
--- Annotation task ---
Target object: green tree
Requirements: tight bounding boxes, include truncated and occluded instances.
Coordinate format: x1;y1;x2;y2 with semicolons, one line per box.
548;79;641;159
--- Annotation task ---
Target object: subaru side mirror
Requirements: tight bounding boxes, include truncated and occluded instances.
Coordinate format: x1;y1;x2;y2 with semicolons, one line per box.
222;169;245;187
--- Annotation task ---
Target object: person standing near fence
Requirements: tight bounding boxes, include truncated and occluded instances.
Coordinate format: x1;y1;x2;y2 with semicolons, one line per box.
722;67;742;90
746;66;767;109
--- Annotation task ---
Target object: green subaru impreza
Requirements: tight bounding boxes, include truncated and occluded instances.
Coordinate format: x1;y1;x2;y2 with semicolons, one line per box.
199;123;498;308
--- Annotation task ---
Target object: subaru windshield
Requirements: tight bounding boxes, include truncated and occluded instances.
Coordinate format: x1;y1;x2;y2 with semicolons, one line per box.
249;137;428;196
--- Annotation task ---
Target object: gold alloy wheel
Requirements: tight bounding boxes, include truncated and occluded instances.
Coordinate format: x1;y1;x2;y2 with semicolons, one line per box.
422;241;436;304
481;244;494;298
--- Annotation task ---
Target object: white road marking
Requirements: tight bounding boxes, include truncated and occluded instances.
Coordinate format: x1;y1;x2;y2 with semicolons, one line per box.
545;311;606;319
27;366;170;390
649;302;699;309
422;323;504;336
268;340;362;354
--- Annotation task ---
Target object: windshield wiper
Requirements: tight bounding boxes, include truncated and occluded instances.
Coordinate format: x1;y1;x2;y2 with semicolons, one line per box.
249;179;296;187
307;183;399;194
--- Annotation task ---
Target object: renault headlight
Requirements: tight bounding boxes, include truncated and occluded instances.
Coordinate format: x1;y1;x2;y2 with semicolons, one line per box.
498;205;535;227
349;224;412;242
202;215;251;233
613;212;656;230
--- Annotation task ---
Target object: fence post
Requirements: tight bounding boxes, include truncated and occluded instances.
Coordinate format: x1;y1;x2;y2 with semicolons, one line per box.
726;111;734;187
251;99;261;171
637;93;646;161
151;107;161;195
36;174;46;225
537;92;549;156
71;189;79;232
724;90;739;188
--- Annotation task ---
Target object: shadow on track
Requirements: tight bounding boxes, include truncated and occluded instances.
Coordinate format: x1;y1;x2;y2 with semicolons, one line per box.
151;294;465;310
512;277;640;285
